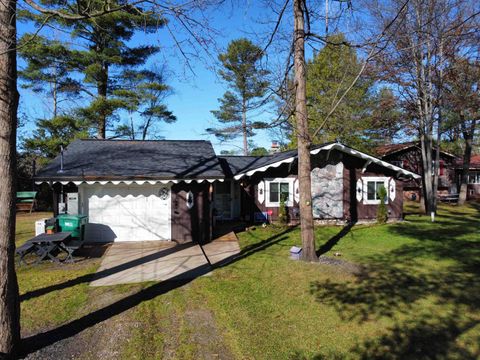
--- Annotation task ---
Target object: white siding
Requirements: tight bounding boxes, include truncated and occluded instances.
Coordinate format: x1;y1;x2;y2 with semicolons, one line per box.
81;183;171;242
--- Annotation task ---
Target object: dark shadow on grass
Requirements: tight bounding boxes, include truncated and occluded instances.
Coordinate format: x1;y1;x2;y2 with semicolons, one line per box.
348;313;480;360
316;223;354;257
302;313;480;360
20;226;296;357
309;206;480;358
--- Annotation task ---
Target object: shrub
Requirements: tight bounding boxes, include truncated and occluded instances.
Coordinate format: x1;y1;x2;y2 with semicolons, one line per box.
278;194;288;225
377;185;388;224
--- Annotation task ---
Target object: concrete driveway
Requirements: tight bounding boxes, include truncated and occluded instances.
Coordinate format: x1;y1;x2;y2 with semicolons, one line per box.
90;235;241;286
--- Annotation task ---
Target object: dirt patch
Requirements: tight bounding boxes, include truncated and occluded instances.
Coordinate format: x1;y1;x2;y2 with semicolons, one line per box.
78;310;137;360
184;309;235;360
318;255;364;275
22;285;143;360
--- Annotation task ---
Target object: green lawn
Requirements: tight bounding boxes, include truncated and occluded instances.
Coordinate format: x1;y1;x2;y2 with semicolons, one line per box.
16;204;480;359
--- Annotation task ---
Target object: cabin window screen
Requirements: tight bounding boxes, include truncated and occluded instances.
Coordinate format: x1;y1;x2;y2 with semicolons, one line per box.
265;178;295;207
468;172;480;184
269;182;289;203
363;177;388;205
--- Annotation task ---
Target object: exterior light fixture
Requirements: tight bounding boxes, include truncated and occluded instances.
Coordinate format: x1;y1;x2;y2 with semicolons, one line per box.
186;191;194;209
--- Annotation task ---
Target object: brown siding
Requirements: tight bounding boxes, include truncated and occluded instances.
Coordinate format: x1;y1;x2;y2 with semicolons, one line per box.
343;167;404;221
382;147;457;200
171;182;210;244
243;150;407;223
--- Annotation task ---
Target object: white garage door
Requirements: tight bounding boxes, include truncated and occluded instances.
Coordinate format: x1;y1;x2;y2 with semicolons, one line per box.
81;184;171;242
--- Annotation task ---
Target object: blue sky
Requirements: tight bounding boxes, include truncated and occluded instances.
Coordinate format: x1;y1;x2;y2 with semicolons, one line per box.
17;2;286;154
17;1;362;154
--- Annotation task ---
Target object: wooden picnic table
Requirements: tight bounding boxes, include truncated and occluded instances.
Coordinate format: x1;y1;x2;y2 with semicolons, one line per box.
439;194;459;203
17;232;73;265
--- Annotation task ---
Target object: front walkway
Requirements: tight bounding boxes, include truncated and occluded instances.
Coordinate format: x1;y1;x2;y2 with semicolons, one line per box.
90;234;240;286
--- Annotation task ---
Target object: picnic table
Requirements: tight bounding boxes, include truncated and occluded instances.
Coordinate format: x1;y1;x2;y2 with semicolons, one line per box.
439;194;459;203
16;232;79;265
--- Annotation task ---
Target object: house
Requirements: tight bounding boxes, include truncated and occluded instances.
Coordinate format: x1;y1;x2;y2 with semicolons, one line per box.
455;154;480;200
35;140;223;244
374;142;458;201
35;139;419;243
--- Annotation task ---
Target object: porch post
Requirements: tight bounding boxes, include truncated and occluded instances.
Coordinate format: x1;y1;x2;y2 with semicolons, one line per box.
51;182;58;217
209;183;214;241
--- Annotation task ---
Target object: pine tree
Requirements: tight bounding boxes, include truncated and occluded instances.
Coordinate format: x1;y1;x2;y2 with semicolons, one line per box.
303;33;373;151
18;34;81;117
20;0;166;138
208;38;270;155
22;115;90;163
113;69;176;140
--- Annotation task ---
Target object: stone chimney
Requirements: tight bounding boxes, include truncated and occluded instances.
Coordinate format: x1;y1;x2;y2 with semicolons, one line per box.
270;140;280;153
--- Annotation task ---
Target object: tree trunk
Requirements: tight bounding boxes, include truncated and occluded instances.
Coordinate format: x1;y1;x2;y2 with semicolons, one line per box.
433;99;442;211
293;0;317;262
420;133;434;214
0;0;21;356
458;117;475;205
97;62;108;139
242;99;248;156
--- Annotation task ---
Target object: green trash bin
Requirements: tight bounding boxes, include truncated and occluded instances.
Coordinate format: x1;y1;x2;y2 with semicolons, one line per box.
57;214;88;240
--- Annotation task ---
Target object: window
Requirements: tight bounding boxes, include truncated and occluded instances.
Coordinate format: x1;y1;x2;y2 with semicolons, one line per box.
363;177;388;205
269;182;289;203
468;172;480;184
265;178;295;207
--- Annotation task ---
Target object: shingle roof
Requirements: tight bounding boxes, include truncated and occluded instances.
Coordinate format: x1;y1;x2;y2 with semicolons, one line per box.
374;142;418;157
224;142;421;180
218;144;340;177
35;139;225;181
455;154;480;169
219;148;300;177
374;141;457;158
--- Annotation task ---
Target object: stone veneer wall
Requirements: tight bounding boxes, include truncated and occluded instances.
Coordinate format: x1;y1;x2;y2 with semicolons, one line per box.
311;163;344;219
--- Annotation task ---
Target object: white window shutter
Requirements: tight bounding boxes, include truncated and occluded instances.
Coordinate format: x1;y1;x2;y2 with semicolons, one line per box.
389;178;396;201
294;179;300;203
356;179;363;202
258;181;265;204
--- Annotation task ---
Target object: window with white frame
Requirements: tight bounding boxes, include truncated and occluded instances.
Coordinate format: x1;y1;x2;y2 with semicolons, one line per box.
468;171;480;184
363;177;388;205
265;178;295;207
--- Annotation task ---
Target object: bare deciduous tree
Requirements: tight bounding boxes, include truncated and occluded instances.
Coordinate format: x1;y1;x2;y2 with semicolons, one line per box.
367;0;478;214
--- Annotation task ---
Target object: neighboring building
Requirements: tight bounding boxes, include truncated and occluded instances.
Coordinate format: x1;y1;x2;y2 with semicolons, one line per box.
35;139;419;243
374;142;457;201
455;154;480;200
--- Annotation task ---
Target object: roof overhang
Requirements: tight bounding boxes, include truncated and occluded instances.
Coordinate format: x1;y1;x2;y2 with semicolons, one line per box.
234;143;421;180
34;178;225;186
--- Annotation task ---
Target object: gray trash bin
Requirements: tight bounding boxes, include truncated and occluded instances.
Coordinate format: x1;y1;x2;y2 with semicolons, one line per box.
290;246;302;260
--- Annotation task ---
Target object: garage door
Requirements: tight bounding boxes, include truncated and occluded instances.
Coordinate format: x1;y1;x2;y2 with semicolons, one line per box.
82;184;171;242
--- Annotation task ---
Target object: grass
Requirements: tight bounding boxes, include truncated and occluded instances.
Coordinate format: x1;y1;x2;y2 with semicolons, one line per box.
16;203;480;359
16;212;112;334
